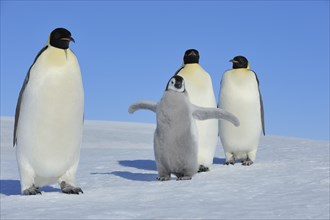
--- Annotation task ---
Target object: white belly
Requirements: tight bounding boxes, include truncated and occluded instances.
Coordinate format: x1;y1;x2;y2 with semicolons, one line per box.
178;64;218;166
218;70;261;154
16;48;84;180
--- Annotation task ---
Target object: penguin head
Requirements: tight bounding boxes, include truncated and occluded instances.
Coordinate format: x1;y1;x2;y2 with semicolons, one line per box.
49;28;75;49
183;49;200;64
166;75;185;93
230;56;249;69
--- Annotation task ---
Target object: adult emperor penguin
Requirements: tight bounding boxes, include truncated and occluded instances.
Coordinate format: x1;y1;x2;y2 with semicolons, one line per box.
218;55;265;166
129;75;239;181
13;28;84;195
175;49;218;172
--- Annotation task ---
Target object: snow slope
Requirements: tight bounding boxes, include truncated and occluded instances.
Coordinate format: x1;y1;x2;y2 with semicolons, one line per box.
1;117;329;219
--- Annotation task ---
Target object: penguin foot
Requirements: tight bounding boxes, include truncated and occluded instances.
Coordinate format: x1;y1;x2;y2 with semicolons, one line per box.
22;185;42;195
225;160;235;165
176;176;192;181
157;176;171;181
60;181;83;194
175;173;192;180
242;160;254;166
198;165;210;172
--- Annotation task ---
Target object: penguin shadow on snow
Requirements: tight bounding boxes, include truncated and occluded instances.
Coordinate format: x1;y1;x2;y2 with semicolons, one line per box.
91;159;158;182
118;159;157;171
112;158;227;181
111;171;158;182
213;157;226;165
0;179;60;196
116;160;158;181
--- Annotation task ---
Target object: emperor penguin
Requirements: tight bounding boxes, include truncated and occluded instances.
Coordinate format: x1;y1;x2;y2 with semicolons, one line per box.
129;75;239;181
175;49;218;172
13;28;84;195
218;56;265;166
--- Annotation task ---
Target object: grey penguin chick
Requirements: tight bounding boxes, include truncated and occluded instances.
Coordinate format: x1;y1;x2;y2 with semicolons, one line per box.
129;75;239;181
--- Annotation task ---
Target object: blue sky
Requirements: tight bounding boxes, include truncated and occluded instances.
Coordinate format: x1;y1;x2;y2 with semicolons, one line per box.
1;1;329;140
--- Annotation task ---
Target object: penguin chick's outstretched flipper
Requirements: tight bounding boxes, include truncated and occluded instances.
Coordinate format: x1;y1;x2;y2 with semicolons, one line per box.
128;101;157;114
191;105;240;127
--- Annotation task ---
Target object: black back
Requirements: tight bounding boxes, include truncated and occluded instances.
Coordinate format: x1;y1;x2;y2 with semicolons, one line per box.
13;46;48;146
253;71;266;136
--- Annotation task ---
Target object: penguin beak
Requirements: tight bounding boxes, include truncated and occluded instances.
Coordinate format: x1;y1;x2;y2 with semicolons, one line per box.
61;37;75;43
229;59;239;64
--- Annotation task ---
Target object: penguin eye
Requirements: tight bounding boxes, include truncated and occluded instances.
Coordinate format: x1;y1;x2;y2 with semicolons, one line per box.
171;80;174;84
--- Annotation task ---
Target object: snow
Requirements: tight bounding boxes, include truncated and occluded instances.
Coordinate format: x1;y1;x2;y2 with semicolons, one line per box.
1;117;329;219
